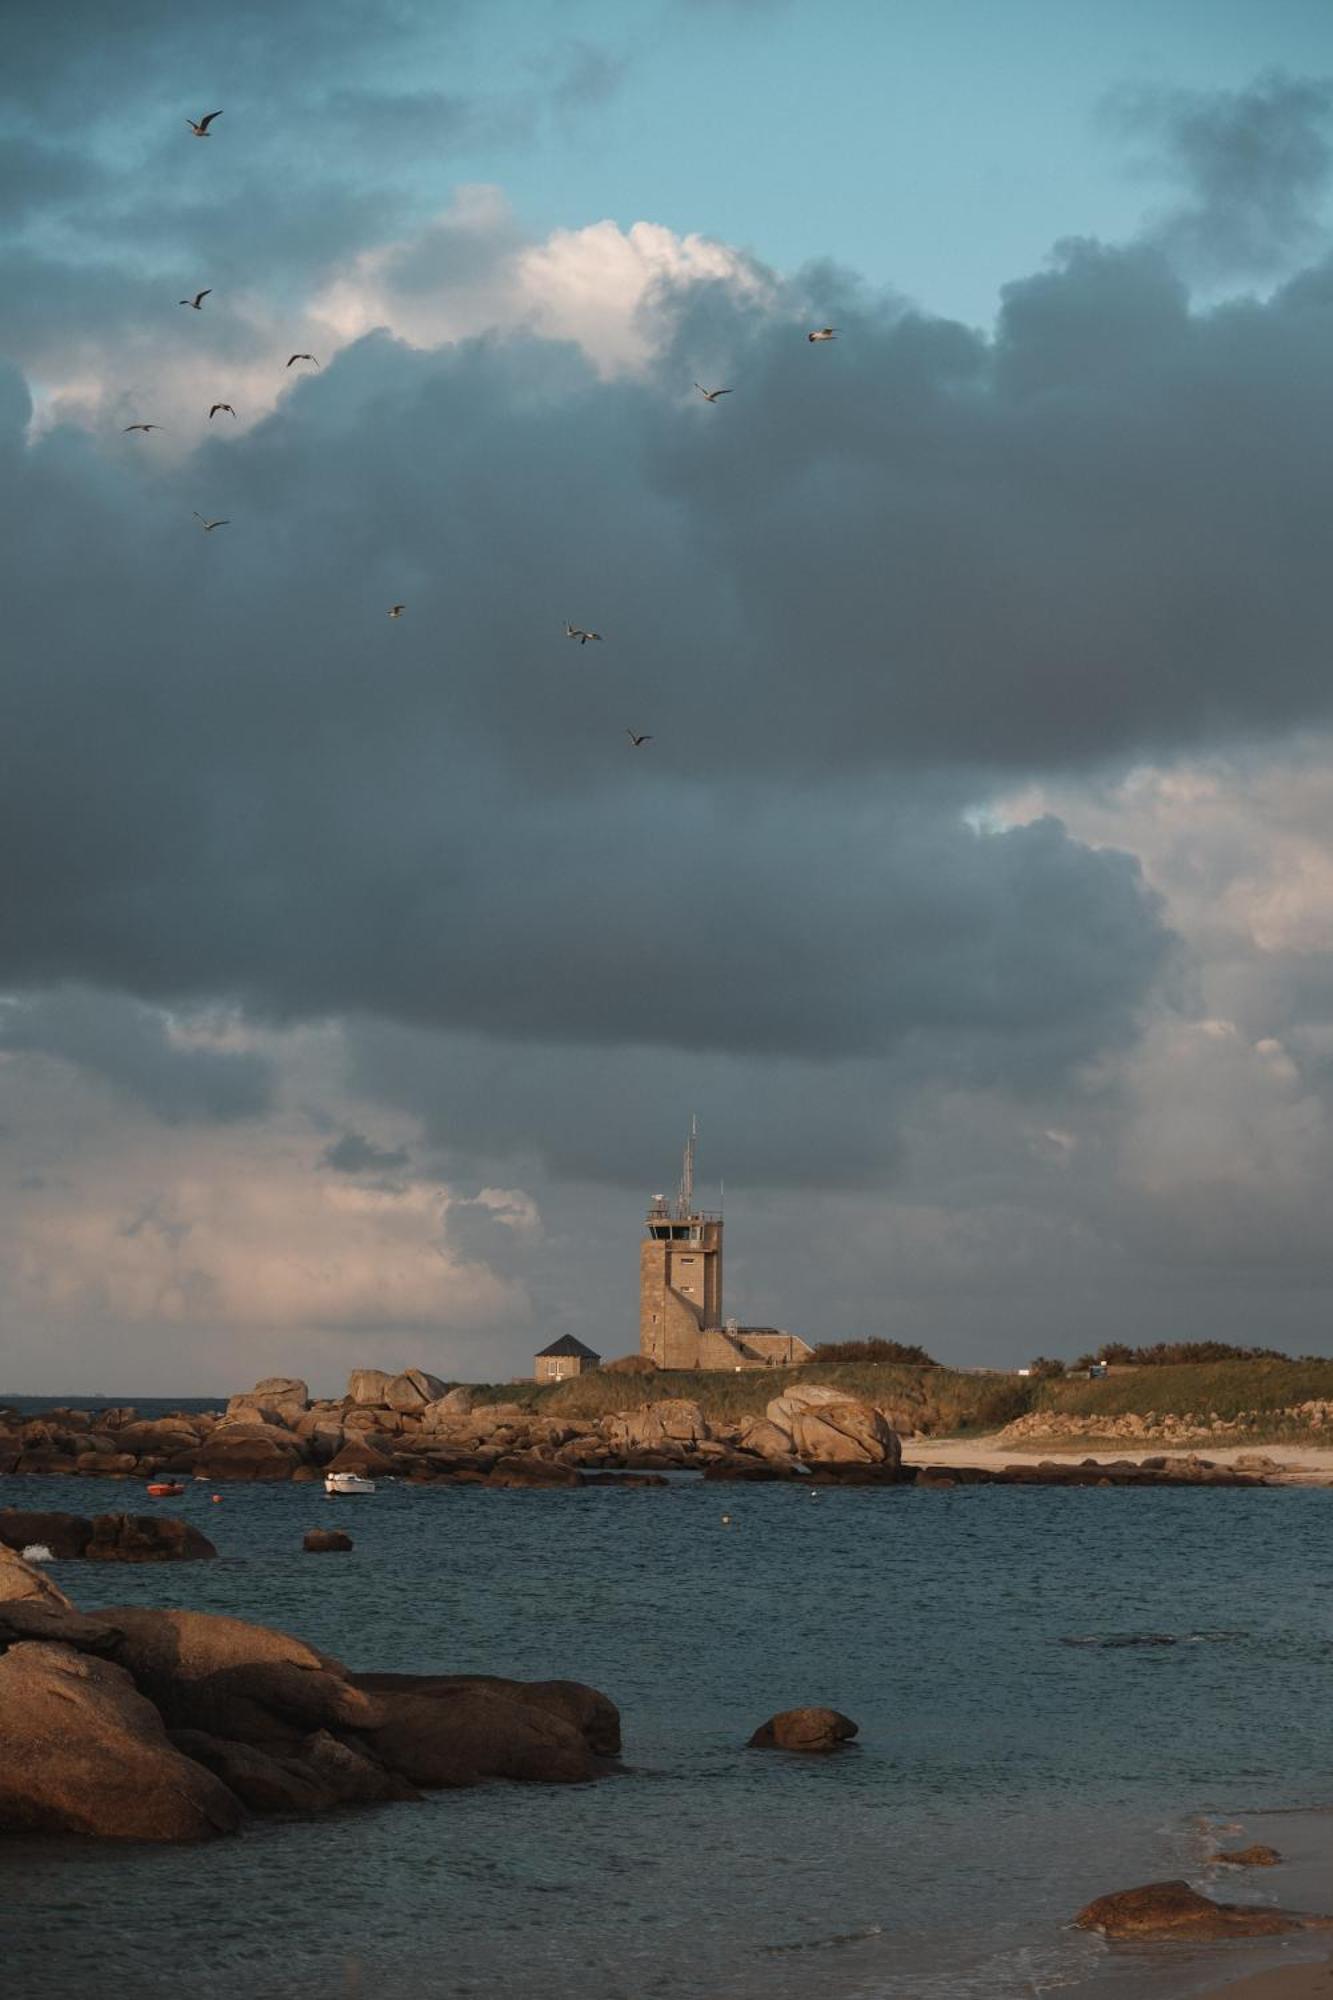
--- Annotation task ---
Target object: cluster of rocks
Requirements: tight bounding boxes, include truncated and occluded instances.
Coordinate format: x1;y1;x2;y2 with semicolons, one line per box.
1001;1404;1328;1444
0;1376;911;1486
0;1541;620;1840
3;1375;1304;1489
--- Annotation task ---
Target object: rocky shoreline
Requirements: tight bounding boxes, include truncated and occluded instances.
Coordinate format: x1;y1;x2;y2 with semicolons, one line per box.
0;1370;1292;1489
0;1539;620;1838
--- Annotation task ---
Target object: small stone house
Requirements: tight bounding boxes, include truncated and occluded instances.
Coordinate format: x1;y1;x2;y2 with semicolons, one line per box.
534;1335;601;1383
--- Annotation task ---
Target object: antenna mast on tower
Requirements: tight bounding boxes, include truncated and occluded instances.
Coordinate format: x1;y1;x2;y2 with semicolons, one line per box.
677;1114;697;1218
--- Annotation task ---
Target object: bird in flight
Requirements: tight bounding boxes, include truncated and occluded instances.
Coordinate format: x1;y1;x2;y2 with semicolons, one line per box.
187;112;222;137
208;403;236;420
807;327;837;342
180;290;211;311
192;512;229;532
626;730;652;747
565;623;603;644
123;422;163;434
388;604;406;619
286;353;319;368
694;383;733;403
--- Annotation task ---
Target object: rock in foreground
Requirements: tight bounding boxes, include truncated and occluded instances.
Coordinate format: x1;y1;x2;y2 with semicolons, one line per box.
0;1641;244;1840
1073;1880;1332;1939
0;1548;620;1842
748;1707;859;1752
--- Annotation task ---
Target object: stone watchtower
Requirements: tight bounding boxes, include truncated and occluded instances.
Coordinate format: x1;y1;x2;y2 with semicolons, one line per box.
639;1120;723;1370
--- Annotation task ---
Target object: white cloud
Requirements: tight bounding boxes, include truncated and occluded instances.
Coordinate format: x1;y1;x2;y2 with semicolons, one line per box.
316;188;769;375
0;1037;535;1391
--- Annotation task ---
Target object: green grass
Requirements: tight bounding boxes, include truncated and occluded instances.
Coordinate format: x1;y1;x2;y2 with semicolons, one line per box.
1033;1358;1333;1423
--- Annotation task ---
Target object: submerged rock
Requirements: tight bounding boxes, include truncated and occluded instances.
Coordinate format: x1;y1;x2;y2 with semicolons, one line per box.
1216;1845;1283;1867
303;1528;354;1553
747;1707;859;1752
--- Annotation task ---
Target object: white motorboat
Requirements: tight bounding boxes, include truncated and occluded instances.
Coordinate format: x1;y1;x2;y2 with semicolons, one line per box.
325;1471;376;1495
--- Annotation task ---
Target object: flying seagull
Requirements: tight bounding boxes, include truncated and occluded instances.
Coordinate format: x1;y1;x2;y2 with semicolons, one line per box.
807;327;837;342
694;383;733;402
192;512;229;532
187;112;222;137
565;623;603;644
122;422;163;433
286;353;319;368
208;403;236;420
626;730;652;747
388;604;406;619
179;289;211;311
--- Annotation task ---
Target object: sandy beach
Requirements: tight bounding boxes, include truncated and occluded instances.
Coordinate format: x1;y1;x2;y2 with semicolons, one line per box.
1206;1965;1333;1999
900;1436;1333;1483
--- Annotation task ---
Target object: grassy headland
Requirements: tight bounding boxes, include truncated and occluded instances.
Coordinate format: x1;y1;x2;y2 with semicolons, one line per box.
467;1363;1029;1436
466;1355;1333;1443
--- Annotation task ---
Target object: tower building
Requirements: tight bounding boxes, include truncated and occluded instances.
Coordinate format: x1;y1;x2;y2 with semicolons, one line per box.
638;1122;815;1371
639;1119;724;1368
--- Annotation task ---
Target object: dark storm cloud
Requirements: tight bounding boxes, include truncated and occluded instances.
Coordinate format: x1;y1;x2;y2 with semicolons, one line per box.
321;1130;413;1176
1106;71;1333;280
16;69;1333;1139
0;990;273;1123
4;232;1300;1089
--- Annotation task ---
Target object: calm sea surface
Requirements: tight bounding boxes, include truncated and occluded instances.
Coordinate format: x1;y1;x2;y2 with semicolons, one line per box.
2;1425;1332;2000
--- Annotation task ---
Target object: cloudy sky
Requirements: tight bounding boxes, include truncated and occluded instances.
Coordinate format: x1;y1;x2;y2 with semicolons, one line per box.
5;0;1333;1395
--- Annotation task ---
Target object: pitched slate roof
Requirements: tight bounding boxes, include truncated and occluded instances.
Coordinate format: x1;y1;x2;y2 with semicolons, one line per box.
534;1335;601;1360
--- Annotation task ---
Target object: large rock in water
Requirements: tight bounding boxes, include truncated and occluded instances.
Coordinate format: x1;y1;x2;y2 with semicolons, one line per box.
97;1607;376;1744
84;1514;217;1562
0;1508;94;1560
353;1672;620;1787
0;1642;243;1840
748;1707;859;1752
765;1386;901;1467
1073;1880;1333;1939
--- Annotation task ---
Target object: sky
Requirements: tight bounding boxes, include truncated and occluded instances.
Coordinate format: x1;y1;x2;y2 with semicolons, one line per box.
4;0;1333;1394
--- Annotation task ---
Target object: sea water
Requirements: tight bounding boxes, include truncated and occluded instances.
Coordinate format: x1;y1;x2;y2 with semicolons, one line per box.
1;1460;1331;2000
